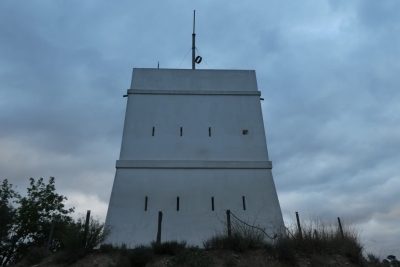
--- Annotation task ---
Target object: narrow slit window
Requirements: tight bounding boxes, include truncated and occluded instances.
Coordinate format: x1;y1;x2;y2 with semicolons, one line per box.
152;127;155;136
209;127;211;137
211;197;214;211
177;197;180;211
242;130;248;135
145;196;148;211
180;127;183;136
242;196;246;210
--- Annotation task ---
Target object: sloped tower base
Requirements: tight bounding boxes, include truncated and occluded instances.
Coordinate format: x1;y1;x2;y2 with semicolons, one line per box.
105;69;284;246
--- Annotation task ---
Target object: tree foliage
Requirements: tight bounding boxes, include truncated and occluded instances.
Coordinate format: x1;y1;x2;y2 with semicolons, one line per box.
0;180;20;248
0;177;74;266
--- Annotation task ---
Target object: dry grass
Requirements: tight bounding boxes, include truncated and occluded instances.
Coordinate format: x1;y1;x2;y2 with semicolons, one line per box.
203;215;365;266
282;217;364;263
15;215;385;267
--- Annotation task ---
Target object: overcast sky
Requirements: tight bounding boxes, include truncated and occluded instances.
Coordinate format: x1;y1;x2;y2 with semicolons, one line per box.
1;0;399;257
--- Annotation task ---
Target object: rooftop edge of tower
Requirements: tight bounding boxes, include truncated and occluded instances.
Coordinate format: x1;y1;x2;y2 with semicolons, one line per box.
130;68;258;91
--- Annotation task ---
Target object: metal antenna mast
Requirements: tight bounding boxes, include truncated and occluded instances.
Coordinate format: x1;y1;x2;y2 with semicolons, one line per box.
192;10;196;70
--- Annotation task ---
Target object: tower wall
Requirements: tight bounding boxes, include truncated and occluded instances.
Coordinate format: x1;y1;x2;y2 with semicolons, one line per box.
105;68;284;246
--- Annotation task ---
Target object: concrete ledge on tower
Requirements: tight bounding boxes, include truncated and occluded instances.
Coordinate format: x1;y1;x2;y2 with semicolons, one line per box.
127;89;261;96
115;160;272;169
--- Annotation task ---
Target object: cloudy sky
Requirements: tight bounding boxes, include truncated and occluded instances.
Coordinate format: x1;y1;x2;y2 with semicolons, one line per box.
1;0;399;257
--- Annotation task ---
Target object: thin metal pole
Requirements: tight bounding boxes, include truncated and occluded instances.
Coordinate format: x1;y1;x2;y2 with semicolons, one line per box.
46;221;55;252
192;10;196;70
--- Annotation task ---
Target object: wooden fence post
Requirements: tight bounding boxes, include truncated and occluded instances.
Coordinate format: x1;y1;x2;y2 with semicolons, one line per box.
156;211;163;245
313;229;318;239
337;217;344;238
83;210;91;248
295;211;302;240
226;210;232;238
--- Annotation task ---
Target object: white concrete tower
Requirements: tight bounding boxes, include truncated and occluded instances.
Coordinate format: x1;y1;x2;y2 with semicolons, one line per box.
105;68;284;246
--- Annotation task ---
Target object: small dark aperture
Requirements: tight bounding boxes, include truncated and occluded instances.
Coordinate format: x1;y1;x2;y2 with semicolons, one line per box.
145;196;148;211
242;196;246;210
180;127;183;136
152;127;155;136
177;197;180;211
211;197;214;211
242;130;248;135
209;127;211;137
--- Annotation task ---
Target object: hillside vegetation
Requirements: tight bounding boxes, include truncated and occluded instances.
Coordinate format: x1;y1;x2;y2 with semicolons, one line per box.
1;177;397;267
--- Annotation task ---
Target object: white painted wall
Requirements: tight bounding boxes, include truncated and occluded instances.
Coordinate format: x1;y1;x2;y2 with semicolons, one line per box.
120;93;269;161
106;168;283;246
105;69;284;246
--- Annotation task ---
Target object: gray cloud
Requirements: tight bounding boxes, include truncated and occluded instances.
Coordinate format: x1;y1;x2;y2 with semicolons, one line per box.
1;0;399;256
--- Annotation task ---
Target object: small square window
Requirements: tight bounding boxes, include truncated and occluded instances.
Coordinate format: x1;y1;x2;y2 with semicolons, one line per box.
242;130;248;135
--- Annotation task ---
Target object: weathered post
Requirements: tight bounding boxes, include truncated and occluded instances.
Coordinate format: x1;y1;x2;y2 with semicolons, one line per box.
313;229;318;239
337;217;344;238
226;210;232;238
46;220;55;252
295;211;302;240
83;210;91;248
156;211;163;245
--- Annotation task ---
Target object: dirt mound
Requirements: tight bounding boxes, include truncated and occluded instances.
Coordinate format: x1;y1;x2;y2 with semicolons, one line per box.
30;249;374;267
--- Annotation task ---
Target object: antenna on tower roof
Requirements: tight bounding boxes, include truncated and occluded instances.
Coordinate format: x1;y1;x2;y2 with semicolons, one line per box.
191;10;203;70
192;10;196;70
